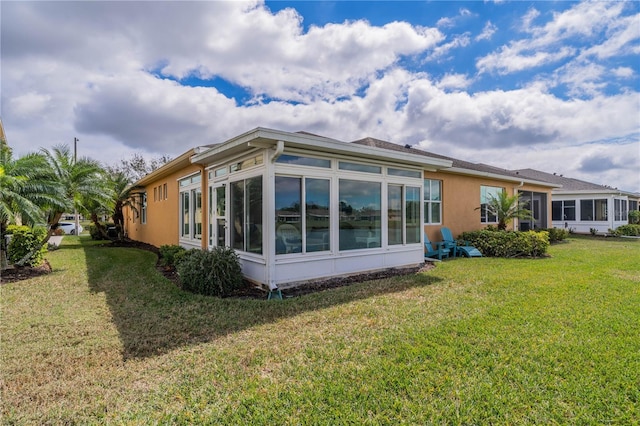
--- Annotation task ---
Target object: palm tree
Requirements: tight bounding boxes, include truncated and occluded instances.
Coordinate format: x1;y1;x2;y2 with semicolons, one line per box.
110;172;138;240
483;191;533;231
39;144;112;228
80;184;115;240
0;140;63;268
15;144;112;265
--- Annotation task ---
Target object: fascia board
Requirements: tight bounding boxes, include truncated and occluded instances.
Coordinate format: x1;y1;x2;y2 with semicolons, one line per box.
443;166;561;188
134;149;197;187
553;189;633;196
191;127;453;170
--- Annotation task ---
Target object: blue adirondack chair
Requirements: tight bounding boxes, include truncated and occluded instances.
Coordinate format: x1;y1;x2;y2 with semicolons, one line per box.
440;227;482;257
424;233;450;260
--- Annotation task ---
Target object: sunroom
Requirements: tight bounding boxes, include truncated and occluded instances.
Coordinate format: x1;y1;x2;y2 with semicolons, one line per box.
190;128;452;290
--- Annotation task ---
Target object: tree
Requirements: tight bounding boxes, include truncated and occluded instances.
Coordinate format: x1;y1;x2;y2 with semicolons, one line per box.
110;172;138;240
482;191;533;231
0;140;64;268
106;153;171;183
15;144;112;265
80;182;115;240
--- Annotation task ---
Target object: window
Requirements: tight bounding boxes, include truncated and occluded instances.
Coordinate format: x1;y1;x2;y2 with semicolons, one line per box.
306;178;330;252
388;168;422;178
339;161;381;174
209;186;227;248
388;185;402;245
194;190;202;239
181;191;190;237
339;179;381;250
580;199;607;221
230;176;263;254
552;200;575;221
424;179;442;224
179;174;202;241
480;186;502;223
163;183;167;200
275;176;330;254
230;155;263;173
388;185;420;245
154;187;158;202
406;186;421;244
140;193;147;224
614;199;628;221
276;154;331;168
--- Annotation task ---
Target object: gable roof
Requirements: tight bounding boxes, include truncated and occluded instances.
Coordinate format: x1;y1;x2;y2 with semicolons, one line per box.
352;137;558;188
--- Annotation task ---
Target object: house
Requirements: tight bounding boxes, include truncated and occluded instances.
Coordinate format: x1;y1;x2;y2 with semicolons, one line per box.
512;169;640;234
124;128;556;290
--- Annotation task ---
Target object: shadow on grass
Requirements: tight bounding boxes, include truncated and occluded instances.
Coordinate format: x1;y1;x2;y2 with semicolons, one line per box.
79;239;441;360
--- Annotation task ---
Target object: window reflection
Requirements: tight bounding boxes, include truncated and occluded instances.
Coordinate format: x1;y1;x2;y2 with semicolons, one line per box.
306;178;330;252
339;179;381;250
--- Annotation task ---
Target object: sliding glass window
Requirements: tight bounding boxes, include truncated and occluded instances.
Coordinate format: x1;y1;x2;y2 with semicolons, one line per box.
231;176;263;253
339;179;381;250
388;185;420;246
275;176;330;254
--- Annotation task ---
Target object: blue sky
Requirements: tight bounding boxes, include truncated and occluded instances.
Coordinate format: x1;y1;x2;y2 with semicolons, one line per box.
2;1;639;191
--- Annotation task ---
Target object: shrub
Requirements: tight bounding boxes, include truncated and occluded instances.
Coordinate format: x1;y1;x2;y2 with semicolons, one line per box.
88;223;116;240
628;210;640;225
540;227;569;243
7;226;48;267
460;229;549;258
609;224;640;237
176;247;243;297
88;224;101;240
158;244;187;267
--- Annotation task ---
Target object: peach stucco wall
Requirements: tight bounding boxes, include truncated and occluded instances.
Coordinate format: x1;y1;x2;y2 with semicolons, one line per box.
423;170;553;242
125;163;207;249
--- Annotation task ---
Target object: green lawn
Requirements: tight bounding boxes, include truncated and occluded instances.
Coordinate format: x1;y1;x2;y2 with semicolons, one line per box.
2;236;639;424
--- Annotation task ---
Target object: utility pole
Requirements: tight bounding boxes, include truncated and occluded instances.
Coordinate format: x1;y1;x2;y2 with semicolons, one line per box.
74;137;80;235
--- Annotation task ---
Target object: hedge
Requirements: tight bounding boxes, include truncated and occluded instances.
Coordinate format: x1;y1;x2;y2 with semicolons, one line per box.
6;225;48;267
609;224;640;237
459;229;550;258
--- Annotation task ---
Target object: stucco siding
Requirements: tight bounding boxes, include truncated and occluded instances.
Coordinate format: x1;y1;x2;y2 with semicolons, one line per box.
423;171;553;241
126;163;206;249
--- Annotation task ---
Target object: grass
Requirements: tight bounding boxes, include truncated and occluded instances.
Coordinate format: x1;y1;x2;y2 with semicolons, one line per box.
1;235;639;424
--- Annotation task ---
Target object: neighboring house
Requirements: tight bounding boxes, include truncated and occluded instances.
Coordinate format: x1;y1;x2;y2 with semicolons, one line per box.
512;168;640;234
125;128;556;289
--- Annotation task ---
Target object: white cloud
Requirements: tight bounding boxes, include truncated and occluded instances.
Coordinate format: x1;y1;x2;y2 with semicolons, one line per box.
477;45;575;75
428;33;471;61
1;0;638;193
476;21;497;41
436;74;473;90
7;92;52;119
612;67;634;78
477;2;630;75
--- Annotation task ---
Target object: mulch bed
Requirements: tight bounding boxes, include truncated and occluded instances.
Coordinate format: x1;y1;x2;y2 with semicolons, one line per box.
1;239;436;298
1;260;53;284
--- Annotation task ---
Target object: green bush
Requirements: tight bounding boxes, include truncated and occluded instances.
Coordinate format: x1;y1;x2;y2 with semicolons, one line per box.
540;227;569;243
460;229;549;258
7;226;48;267
628;210;640;225
176;247;243;297
158;244;187;267
88;224;101;240
88;223;116;240
609;224;640;237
